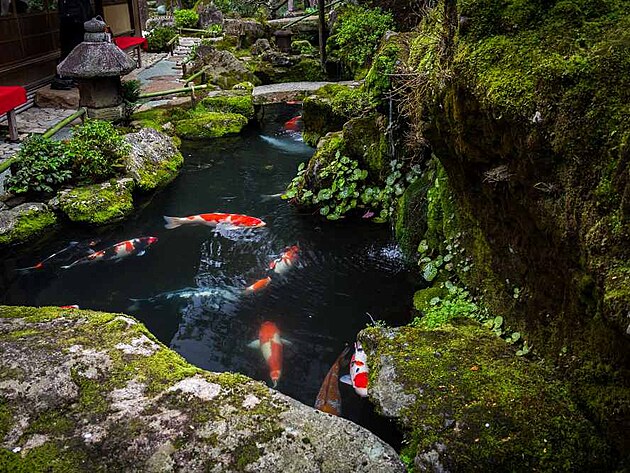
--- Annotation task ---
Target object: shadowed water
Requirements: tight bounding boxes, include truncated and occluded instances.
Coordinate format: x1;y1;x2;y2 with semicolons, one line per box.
0;104;415;444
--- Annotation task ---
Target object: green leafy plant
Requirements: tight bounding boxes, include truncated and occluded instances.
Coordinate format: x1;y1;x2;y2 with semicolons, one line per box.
328;5;395;73
4;136;72;195
205;23;223;37
146;26;177;52
174;9;199;28
121;79;141;103
66;120;129;183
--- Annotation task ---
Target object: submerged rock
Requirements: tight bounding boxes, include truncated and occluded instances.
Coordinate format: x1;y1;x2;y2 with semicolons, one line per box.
123;128;184;192
359;321;613;472
0;306;404;472
0;203;56;246
56;178;135;225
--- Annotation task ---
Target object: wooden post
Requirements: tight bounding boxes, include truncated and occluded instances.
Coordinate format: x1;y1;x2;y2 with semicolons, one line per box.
318;0;327;69
7;110;19;141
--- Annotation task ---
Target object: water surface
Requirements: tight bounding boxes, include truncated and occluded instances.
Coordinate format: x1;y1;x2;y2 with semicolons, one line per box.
0;105;415;443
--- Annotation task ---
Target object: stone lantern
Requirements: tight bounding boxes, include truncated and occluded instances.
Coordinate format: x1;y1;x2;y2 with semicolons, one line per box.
274;30;293;53
57;17;136;121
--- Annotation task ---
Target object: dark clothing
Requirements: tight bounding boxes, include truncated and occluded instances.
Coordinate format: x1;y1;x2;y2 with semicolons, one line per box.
58;0;94;58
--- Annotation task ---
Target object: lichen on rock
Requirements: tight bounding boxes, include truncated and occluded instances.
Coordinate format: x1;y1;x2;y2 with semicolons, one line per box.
0;306;404;472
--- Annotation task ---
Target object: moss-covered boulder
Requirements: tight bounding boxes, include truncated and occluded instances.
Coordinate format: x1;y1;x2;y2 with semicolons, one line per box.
343;115;389;180
0;306;404;472
123;128;183;192
57;178;135;225
173;111;248;140
301;84;374;146
188;46;260;89
0;203;56;246
359;321;613;472
200;92;255;119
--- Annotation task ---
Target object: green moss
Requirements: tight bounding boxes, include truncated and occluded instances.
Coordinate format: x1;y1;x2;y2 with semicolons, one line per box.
342;115;389;180
395;171;433;257
291;39;316;55
413;285;447;313
0;209;57;246
135;151;184;192
58;179;135;225
0;441;88;472
0;400;13;441
26;409;75;436
173;111;248;139
361;321;612;471
199;94;255;119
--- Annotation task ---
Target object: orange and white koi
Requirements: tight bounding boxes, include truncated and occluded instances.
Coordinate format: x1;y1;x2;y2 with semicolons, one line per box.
269;245;299;275
248;321;291;387
245;276;272;293
59;305;79;309
340;342;369;397
61;237;158;269
163;213;266;229
315;346;350;416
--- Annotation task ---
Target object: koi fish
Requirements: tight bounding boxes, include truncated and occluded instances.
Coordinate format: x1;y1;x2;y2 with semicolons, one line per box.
245;276;271;293
284;115;302;131
59;305;79;309
128;286;239;311
286;100;302;105
163;213;266;229
16;241;79;272
340;342;369;397
61;237;158;269
315;346;350;416
269;245;299;275
248;321;291;388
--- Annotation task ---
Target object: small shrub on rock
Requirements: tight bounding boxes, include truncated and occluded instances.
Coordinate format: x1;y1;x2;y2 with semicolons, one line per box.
66;120;129;183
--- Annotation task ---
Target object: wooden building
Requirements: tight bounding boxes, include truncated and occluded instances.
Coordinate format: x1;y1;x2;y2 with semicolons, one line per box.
0;0;141;91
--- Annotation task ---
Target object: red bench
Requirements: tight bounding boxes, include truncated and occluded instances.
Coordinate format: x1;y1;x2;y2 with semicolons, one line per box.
0;86;27;142
113;36;148;68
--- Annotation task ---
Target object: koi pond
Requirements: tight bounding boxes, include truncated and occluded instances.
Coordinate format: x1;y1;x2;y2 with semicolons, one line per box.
0;104;415;443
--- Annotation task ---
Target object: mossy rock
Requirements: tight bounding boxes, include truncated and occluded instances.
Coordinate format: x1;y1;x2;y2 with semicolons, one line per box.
342;115;389;181
124;127;184;192
0;203;57;246
395;169;434;257
57;178;135;225
0;306;404;471
200;93;255;119
173;111;248;139
412;285;448;314
360;321;613;472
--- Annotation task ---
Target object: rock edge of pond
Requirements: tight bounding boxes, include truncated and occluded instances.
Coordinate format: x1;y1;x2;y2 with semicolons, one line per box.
0;306;404;472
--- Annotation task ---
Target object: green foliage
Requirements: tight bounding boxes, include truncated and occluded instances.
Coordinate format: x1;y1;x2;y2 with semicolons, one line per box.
212;0;258;17
121;80;141;104
66;120;129;183
328;5;395;73
146;27;177;52
205;23;223;36
4;136;72;195
291;39;316;55
364;42;400;99
329;86;376;118
174;8;199;28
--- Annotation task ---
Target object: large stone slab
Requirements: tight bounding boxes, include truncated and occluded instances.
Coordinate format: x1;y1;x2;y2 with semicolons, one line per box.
0;306;404;472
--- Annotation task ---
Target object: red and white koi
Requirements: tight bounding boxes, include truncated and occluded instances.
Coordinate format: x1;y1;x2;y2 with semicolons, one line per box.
16;241;79;272
284;115;302;131
269;245;299;275
248;321;291;387
59;305;79;309
245;276;272;293
340;342;369;397
61;237;158;269
163;213;266;229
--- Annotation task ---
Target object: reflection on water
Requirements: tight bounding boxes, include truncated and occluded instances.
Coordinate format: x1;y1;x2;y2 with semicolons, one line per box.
0;104;414;445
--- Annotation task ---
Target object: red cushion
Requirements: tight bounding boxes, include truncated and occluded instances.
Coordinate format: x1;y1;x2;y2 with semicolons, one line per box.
114;36;148;51
0;86;27;116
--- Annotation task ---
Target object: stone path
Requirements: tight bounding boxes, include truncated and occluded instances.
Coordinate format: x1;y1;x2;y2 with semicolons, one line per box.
252;80;360;104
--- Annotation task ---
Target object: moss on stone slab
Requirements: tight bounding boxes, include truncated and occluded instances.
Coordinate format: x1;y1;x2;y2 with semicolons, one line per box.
173;111;248;139
342;115;389;180
360;321;613;472
394;170;434;258
57;179;135;226
0;206;57;246
199;93;255;119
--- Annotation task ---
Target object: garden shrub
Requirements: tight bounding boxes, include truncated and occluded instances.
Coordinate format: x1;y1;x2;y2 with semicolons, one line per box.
174;9;199;29
66;120;129;183
4;136;72;195
328;5;395;74
146;27;177;52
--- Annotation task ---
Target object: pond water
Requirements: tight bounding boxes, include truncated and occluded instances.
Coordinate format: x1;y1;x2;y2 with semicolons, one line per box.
0;104;415;445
